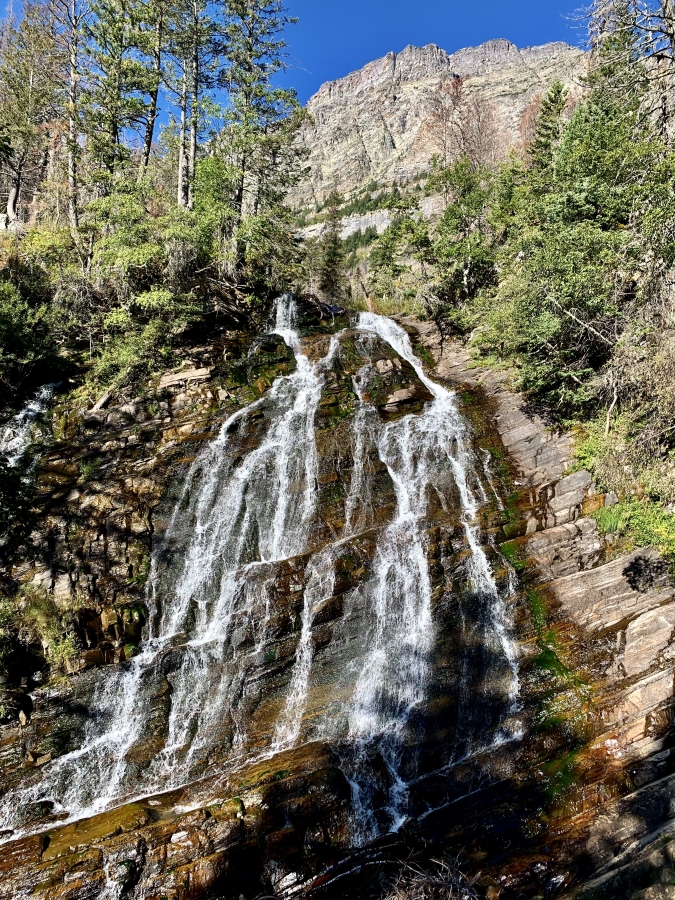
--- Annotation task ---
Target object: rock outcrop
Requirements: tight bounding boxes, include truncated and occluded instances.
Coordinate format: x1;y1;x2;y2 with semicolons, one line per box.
290;39;587;208
407;320;675;900
1;308;675;899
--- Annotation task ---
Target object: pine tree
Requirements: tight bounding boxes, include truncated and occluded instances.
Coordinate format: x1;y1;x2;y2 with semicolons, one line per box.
84;0;151;180
137;0;168;177
530;81;568;172
218;0;301;277
319;191;346;303
0;1;62;228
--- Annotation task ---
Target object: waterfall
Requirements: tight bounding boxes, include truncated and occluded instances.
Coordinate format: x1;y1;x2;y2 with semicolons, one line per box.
339;314;520;844
0;299;520;848
0;296;329;831
0;384;56;467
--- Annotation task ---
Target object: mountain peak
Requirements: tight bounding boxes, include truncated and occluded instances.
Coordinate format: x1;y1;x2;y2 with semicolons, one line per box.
296;39;586;207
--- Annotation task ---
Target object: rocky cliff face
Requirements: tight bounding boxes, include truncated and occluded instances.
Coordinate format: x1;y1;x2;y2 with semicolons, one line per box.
1;304;675;900
290;39;587;208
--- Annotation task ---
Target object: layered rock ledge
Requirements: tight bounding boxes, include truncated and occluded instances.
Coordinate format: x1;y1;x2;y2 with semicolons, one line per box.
1;310;674;899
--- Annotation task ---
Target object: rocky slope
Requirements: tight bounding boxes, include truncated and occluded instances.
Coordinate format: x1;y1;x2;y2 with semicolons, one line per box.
0;305;674;899
290;39;587;209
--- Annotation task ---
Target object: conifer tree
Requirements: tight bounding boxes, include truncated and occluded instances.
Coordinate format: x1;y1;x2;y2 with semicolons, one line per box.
0;1;62;227
85;0;150;179
319;190;346;303
530;81;568;172
218;0;301;277
137;0;168;177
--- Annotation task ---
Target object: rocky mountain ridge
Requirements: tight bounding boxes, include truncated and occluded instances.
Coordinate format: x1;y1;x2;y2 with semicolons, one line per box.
290;38;587;208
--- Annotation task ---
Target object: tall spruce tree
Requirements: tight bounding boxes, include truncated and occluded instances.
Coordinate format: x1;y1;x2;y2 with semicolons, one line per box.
319;190;346;303
218;0;301;278
0;0;62;227
530;81;568;172
84;0;150;179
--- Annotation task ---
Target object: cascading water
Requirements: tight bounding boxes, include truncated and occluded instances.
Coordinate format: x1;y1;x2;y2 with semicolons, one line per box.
0;384;56;467
0;296;330;830
335;315;520;843
0;298;520;850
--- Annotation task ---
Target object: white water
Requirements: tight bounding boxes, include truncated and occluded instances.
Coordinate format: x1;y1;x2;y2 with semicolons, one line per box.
0;384;56;466
338;314;520;843
0;297;330;830
0;299;520;846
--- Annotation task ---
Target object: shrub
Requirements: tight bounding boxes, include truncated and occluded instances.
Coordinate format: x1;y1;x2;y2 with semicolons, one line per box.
0;281;56;391
385;858;477;900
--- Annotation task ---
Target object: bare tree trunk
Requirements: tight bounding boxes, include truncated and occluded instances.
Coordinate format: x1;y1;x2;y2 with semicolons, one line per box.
139;2;163;177
6;167;22;225
226;161;246;280
28;144;50;226
187;0;199;211
177;66;188;208
662;0;675;47
67;0;80;234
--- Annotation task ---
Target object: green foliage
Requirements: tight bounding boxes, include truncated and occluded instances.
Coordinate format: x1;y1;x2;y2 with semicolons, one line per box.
318;191;347;302
0;0;306;404
19;586;79;668
593;505;622;534
342;226;378;253
0;281;56;392
78;457;102;483
339;185;401;218
90;318;175;392
0;584;79;679
592;498;675;562
425;158;496;319
0;457;35;565
0;126;11;165
529;81;568;172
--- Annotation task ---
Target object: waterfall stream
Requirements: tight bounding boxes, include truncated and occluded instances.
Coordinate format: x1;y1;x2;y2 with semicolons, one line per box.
0;298;519;847
0;384;56;467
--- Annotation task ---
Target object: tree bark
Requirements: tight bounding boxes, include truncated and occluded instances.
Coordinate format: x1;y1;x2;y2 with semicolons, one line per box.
139;1;163;177
177;66;188;208
187;0;199;211
662;0;675;48
6;167;22;225
67;0;80;233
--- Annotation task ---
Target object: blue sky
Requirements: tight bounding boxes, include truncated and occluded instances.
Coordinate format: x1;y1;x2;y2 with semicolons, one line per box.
0;0;584;106
279;0;584;103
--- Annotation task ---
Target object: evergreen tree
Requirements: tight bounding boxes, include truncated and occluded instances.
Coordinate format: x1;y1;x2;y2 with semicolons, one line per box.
137;0;168;176
530;81;568;172
0;1;62;227
0;127;11;165
217;0;302;278
319;190;346;303
84;0;150;179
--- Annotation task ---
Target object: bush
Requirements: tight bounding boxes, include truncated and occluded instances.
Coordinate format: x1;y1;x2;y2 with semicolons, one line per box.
385;858;478;900
0;281;56;392
593;498;675;562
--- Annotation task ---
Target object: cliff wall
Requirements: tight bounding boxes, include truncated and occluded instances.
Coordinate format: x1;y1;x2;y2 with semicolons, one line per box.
290;39;587;208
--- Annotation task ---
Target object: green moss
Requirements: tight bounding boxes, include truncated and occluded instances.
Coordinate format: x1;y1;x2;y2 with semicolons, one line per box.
130;556;151;587
501;540;525;572
528;589;548;633
542;751;581;803
500;492;523;539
